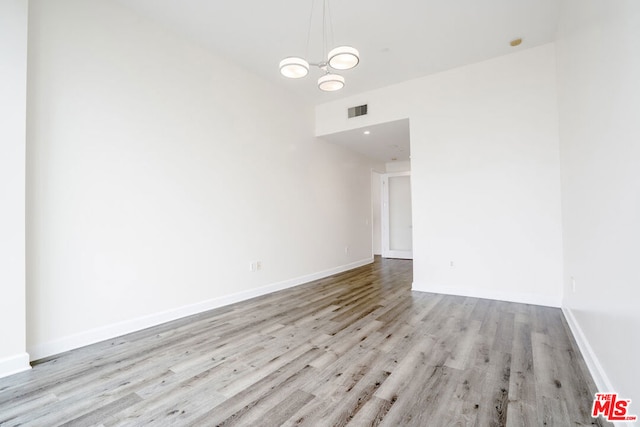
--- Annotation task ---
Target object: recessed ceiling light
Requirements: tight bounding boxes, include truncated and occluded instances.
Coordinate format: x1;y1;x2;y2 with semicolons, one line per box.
363;130;371;135
510;38;522;47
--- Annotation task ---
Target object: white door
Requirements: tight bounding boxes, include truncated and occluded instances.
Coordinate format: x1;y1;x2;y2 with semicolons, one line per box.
382;172;413;259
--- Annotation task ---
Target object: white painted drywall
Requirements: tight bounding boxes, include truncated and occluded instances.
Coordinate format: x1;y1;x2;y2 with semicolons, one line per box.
0;0;30;378
385;161;411;173
26;0;376;359
317;44;564;307
556;0;640;406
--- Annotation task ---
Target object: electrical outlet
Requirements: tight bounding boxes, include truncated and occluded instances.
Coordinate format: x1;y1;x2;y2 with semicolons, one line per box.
345;246;350;254
450;261;454;268
256;261;262;271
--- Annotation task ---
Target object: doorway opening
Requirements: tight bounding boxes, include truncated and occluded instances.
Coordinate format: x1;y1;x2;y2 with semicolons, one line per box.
381;171;413;259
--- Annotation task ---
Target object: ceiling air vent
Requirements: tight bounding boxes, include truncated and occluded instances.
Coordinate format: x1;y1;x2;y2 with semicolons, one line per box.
348;104;368;118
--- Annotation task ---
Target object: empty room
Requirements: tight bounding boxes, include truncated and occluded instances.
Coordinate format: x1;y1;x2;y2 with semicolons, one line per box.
1;0;638;425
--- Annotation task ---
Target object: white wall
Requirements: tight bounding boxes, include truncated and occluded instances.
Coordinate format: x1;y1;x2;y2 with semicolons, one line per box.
26;0;376;360
0;0;30;378
556;0;640;408
317;44;564;307
385;161;411;173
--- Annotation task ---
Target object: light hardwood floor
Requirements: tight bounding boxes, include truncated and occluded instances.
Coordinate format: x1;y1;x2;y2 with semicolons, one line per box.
0;258;608;426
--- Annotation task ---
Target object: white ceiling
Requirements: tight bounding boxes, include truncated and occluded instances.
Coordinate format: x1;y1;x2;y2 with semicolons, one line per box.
116;0;559;161
320;119;410;163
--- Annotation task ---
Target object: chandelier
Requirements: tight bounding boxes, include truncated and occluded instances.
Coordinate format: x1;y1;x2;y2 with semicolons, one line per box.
279;0;360;92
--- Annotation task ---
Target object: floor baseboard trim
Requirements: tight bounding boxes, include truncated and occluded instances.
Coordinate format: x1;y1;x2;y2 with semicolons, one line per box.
411;281;561;308
0;353;31;379
561;306;614;394
28;257;374;361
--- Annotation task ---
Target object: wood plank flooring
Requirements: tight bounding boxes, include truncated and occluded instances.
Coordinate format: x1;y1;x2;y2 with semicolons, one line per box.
0;257;608;426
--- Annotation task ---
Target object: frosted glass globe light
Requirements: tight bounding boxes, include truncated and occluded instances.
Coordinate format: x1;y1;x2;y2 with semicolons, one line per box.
279;57;310;78
318;73;345;92
328;46;360;70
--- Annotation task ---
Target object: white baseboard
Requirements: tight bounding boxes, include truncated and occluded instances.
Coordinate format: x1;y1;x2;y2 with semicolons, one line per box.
561;308;633;427
0;353;31;379
411;281;561;308
28;257;374;361
561;307;614;394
